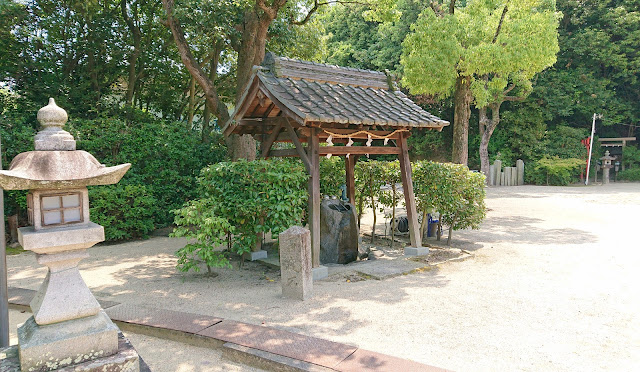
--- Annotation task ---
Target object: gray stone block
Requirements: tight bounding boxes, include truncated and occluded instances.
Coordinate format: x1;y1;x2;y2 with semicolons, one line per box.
2;332;141;372
404;246;429;256
279;226;313;300
18;311;119;372
312;266;328;281
244;250;267;261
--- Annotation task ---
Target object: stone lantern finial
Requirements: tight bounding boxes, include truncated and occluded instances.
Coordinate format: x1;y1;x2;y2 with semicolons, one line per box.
34;98;76;151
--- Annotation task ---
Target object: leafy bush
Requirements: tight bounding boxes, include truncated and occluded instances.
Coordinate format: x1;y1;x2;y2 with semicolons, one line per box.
377;160;402;246
172;198;234;274
618;168;640;181
67;108;228;227
89;185;157;241
172;159;308;272
413;161;487;245
527;156;584;186
355;160;386;241
319;156;345;197
622;146;640;169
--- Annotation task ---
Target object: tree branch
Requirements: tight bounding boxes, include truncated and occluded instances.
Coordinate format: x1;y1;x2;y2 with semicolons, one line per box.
449;0;456;15
162;0;228;123
492;1;509;43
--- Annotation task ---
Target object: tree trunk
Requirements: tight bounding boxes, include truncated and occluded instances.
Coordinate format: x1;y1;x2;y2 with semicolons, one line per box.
479;103;501;184
121;0;142;107
452;76;472;165
229;8;274;161
390;183;396;248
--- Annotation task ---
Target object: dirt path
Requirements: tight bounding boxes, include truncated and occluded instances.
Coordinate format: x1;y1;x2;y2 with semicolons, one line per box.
7;183;640;371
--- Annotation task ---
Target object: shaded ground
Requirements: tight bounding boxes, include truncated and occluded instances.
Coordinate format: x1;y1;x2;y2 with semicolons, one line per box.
6;183;640;371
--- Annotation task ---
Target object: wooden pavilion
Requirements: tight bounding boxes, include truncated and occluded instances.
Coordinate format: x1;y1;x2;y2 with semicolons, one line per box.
223;53;449;268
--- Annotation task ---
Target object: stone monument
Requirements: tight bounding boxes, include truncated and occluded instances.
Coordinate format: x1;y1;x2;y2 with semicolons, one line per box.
319;198;359;264
0;99;140;371
279;226;313;300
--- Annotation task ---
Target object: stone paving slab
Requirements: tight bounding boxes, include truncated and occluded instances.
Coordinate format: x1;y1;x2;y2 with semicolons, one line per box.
334;349;450;372
198;320;357;369
106;303;223;335
354;259;427;280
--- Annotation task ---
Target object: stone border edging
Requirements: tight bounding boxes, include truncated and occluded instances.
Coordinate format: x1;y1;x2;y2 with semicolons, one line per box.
7;287;449;372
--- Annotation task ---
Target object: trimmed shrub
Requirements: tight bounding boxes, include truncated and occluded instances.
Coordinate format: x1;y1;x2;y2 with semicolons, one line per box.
89;184;157;241
413;161;487;245
172;159;308;272
618;168;640;181
527;156;584;186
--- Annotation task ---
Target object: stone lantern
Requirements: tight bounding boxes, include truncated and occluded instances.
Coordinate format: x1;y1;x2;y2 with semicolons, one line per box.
0;99;138;371
600;150;616;184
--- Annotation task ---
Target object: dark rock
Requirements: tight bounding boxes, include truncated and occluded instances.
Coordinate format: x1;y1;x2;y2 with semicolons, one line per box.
320;198;359;264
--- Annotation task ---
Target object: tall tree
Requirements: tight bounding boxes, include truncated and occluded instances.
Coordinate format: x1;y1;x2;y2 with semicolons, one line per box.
402;0;558;169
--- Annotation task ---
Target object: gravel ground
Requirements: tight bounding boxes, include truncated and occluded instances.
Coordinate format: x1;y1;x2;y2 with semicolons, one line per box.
6;183;640;371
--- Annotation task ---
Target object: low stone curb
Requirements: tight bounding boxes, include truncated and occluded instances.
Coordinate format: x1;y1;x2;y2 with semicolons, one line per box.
7;287;449;372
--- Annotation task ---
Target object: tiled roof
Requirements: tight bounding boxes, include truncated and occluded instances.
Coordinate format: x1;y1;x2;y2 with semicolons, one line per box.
225;54;449;134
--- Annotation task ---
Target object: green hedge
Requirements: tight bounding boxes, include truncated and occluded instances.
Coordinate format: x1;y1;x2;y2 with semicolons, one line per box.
89;185;157;241
618;168;640;181
526;156;584;186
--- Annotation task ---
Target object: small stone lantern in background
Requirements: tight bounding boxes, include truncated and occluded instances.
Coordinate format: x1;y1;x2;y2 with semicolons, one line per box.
0;99;139;371
600;150;616;184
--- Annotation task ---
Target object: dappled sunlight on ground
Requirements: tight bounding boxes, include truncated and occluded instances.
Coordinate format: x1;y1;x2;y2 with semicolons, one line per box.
6;183;640;371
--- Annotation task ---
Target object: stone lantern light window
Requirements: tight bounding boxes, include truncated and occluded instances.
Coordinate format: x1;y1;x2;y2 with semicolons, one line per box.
26;188;89;229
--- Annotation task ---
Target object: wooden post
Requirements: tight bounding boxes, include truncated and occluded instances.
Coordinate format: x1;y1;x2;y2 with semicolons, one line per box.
397;133;423;252
345;155;356;205
308;127;321;268
0;137;8;347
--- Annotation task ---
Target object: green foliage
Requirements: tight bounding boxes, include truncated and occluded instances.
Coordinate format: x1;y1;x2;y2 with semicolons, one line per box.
355;160;387;230
527;156;585;185
402;0;559;102
319;156;345;197
67;109;227;227
618;168;640;181
377;161;402;212
321;0;424;74
172;159;308;273
622;146;640;169
413;161;487;243
89;185;157;241
544;125;589;159
171;198;234;274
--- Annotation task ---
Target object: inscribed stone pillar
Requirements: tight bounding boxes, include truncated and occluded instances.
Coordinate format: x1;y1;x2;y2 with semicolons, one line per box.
510;167;517;186
493;160;502;186
279;226;313;300
516;160;525;185
489;164;496;186
500;172;505;186
504;167;512;186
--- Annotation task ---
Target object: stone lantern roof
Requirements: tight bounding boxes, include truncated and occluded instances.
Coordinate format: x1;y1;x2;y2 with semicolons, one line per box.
0;98;130;190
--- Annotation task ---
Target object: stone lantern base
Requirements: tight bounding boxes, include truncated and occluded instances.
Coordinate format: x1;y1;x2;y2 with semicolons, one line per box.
1;332;142;372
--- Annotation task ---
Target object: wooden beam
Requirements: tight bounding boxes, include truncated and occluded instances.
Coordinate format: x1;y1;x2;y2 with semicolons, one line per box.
319;146;401;155
398;133;421;248
258;86;306;126
283;118;310;171
269;149;299;157
260;119;284;158
308;128;321;268
299;128;402;140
